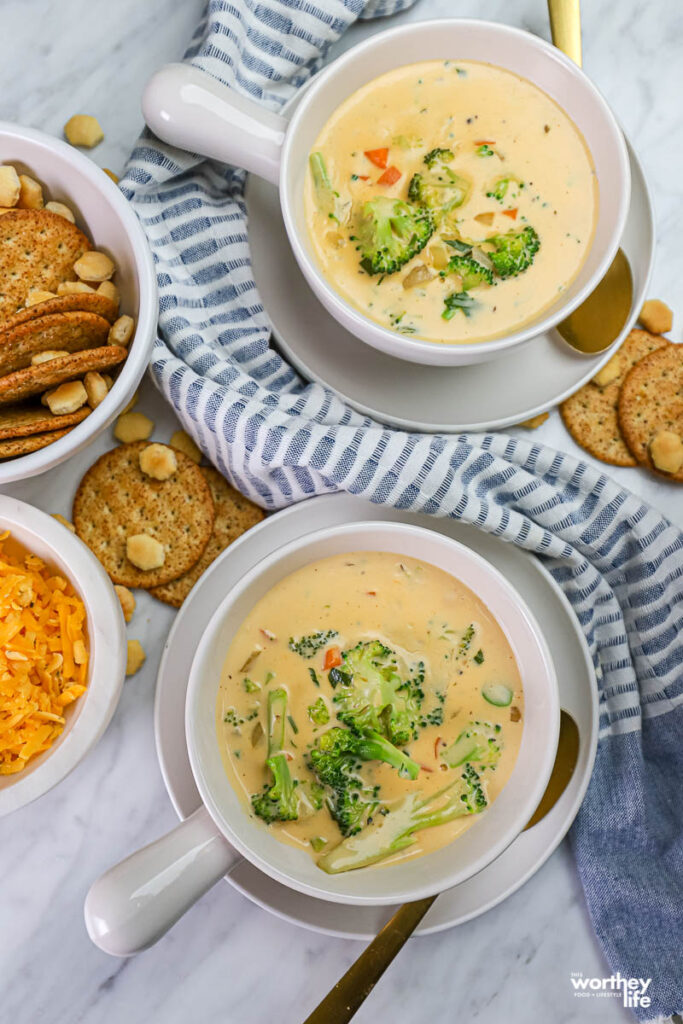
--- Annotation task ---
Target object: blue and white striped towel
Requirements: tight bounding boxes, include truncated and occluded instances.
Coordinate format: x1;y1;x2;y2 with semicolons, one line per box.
121;2;683;1019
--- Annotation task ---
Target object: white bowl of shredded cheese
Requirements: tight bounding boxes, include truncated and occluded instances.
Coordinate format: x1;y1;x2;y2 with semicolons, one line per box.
0;494;126;816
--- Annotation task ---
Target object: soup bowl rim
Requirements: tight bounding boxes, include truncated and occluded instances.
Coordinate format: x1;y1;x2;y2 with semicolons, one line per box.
278;17;631;366
186;519;561;905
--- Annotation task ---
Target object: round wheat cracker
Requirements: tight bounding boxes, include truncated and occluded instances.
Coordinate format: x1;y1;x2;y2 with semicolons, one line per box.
73;442;215;587
0;209;91;319
560;330;671;466
0;427;72;460
150;468;266;607
0;346;126;407
618;344;683;482
0;403;90;440
0;292;118;334
0;310;111;376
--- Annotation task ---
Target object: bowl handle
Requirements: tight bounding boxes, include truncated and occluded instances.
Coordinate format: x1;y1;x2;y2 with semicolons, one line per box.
142;63;286;185
84;805;239;956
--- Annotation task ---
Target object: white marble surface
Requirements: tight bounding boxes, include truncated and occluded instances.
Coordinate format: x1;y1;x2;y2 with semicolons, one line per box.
1;2;681;1022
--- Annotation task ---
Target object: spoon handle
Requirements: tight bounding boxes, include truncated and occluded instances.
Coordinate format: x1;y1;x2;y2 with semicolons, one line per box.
547;0;583;66
302;896;437;1024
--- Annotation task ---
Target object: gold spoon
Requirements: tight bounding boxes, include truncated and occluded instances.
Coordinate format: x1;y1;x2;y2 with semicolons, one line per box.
303;709;580;1024
549;0;633;353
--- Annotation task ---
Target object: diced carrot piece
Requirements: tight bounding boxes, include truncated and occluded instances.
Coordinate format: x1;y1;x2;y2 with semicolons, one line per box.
502;208;518;219
356;175;370;181
474;140;495;145
364;148;389;169
324;646;342;670
377;166;401;186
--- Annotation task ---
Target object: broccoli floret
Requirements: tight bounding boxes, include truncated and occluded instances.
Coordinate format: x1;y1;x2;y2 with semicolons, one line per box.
487;225;540;278
408;165;470;222
307;696;330;725
308;726;419;837
442;292;477;320
309;152;350;225
306;732;373;837
440;721;503;768
354;197;434;276
251;754;299;823
423;147;454;168
251;688;299;823
329;640;423;745
318;764;488;873
310;726;419;783
288;629;338;659
486;176;524;203
446;254;493;291
443;244;492;291
486;177;510;202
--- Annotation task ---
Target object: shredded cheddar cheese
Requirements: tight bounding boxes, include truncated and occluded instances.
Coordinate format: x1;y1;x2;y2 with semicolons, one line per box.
0;532;89;775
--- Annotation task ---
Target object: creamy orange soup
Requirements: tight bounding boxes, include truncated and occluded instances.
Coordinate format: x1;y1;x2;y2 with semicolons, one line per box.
216;552;523;873
304;60;598;345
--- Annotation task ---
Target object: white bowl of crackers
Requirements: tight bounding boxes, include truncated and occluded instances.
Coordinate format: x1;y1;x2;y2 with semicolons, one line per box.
0;494;127;816
0;121;157;485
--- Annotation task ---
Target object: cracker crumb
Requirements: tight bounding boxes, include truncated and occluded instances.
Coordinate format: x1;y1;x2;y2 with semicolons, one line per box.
126;533;165;571
57;281;95;295
650;430;683;474
120;390;138;415
45;380;88;415
639;299;672;335
643;299;671;335
64;114;104;149
26;289;57;306
592;353;622;387
45;201;75;223
74;250;115;283
170;429;201;463
108;314;134;347
84;371;109;409
17;174;44;210
114;411;154;444
32;349;69;365
114;585;136;623
517;412;549;430
0;165;20;208
126;639;146;676
52;513;75;533
139;443;178;481
97;280;120;305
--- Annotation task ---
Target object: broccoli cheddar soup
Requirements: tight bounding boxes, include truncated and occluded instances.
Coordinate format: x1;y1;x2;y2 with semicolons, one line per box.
216;552;523;873
304;60;598;345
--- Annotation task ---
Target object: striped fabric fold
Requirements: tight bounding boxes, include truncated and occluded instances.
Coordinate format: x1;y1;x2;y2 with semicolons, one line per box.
121;2;683;1019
